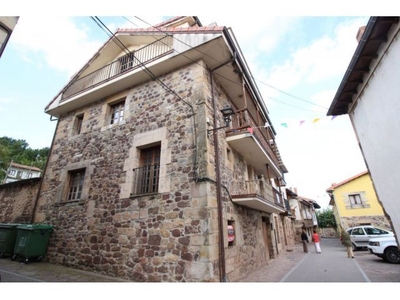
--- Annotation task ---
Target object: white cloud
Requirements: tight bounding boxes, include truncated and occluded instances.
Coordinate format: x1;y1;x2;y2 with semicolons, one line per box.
10;16;103;76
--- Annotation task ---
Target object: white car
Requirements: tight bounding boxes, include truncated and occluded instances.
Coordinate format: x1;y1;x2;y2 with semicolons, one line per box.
346;225;394;251
367;236;400;264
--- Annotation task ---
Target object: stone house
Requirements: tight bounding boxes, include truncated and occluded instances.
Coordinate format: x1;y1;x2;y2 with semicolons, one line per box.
327;16;400;244
3;162;42;184
287;188;320;243
32;16;295;282
326;171;391;231
0;177;41;223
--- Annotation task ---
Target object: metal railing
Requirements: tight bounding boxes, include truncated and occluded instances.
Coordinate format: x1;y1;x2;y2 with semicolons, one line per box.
131;164;160;195
226;109;280;167
244;179;284;208
62;35;173;100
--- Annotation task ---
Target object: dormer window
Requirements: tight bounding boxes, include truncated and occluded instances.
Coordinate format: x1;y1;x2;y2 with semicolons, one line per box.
119;52;135;72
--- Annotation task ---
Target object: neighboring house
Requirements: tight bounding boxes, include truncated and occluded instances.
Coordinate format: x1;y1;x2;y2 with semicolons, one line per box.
327;16;400;244
31;16;294;282
326;171;391;231
287;188;320;243
0;16;19;58
0;177;41;223
3;162;42;184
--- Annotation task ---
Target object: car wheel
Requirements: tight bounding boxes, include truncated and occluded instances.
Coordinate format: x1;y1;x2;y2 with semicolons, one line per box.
383;247;400;264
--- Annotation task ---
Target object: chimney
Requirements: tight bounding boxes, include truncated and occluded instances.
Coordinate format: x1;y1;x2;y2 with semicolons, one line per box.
356;26;366;43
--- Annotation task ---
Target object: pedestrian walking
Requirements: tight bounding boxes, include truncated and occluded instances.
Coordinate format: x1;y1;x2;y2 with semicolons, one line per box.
340;228;354;258
312;230;322;253
301;229;309;253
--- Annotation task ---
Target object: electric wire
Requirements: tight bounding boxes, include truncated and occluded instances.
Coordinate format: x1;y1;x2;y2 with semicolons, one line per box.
89;16;199;180
129;16;328;111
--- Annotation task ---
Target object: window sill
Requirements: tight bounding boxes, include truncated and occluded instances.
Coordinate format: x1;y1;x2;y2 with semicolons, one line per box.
56;199;86;206
130;192;158;199
345;204;370;209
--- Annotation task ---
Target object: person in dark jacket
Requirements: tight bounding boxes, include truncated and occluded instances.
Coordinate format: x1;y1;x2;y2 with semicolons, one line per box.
341;228;354;258
301;229;309;253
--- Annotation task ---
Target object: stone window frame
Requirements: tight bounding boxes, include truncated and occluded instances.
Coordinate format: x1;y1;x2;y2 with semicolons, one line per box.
100;90;130;131
120;127;171;199
344;191;370;209
57;160;93;204
73;113;84;135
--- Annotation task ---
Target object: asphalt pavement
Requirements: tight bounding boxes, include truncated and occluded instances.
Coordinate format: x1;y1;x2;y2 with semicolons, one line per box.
0;237;381;283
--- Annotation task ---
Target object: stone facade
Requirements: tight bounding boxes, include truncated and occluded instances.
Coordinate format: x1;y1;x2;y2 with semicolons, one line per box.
341;215;392;231
32;60;294;282
0;178;40;223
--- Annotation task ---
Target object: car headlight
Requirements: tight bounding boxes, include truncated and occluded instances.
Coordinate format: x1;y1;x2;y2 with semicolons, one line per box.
369;241;380;246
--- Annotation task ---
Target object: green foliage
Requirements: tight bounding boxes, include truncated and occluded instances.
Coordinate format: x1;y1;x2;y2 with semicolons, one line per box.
316;208;337;228
0;136;49;181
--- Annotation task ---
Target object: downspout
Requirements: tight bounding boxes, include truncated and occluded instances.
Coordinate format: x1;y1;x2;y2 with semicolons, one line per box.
210;55;236;282
30;117;59;223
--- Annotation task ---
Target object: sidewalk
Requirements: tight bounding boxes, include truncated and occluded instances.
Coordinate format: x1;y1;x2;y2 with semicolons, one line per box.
239;241;307;282
0;257;127;282
1;241;312;282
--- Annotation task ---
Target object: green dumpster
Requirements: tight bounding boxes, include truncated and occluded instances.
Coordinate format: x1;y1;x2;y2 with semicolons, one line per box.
13;224;53;263
0;223;20;258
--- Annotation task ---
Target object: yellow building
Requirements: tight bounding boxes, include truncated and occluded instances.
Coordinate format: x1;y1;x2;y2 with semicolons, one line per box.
326;171;391;230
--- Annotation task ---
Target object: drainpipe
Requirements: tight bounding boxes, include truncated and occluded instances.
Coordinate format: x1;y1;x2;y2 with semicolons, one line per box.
209;55;236;282
30;117;59;224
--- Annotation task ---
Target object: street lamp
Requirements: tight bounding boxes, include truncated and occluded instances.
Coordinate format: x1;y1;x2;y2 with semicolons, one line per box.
207;106;235;135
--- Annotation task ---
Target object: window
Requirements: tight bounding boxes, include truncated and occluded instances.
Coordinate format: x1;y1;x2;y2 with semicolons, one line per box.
67;169;85;201
110;101;125;125
8;169;16;176
119;52;135;72
74;114;84;135
349;194;362;205
133;146;161;195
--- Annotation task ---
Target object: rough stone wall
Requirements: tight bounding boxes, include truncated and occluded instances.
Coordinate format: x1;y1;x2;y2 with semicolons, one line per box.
0;178;41;223
33;59;294;282
341;215;392;230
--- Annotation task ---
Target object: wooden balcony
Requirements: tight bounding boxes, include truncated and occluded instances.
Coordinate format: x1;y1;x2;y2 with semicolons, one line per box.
231;179;286;214
225;109;286;179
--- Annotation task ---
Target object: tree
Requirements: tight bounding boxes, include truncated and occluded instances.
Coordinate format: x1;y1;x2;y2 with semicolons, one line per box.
316;208;337;228
0;136;49;182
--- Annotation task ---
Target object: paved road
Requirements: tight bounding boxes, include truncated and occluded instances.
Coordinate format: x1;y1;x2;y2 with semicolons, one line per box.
1;237;399;283
240;237;400;282
281;238;369;282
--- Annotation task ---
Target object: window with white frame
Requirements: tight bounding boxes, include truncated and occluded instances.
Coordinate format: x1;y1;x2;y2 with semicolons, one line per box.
110;101;125;125
67;169;85;201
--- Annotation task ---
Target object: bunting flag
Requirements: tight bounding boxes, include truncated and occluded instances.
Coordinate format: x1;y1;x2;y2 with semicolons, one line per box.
244;115;343;131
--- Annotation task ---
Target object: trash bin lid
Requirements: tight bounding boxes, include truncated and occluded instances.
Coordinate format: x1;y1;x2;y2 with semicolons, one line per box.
0;223;21;228
17;224;53;231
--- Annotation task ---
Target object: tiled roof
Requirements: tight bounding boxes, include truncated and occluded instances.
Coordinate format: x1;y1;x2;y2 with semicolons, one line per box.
326;170;369;191
116;26;224;34
10;162;42;172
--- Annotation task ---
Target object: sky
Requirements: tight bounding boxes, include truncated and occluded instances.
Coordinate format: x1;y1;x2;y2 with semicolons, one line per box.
0;2;379;212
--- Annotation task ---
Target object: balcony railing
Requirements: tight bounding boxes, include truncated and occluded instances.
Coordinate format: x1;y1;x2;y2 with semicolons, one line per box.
226;109;280;167
244;179;284;208
62;35;173;100
131;164;160;196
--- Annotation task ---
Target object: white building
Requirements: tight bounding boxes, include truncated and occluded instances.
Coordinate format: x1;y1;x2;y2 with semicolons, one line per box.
327;17;400;245
0;16;19;58
4;162;42;184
